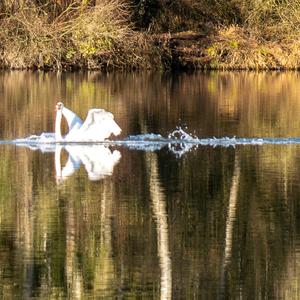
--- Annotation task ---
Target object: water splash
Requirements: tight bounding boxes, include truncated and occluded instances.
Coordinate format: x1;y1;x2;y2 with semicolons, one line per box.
167;127;198;157
168;127;197;141
12;133;56;152
6;128;300;156
122;133;166;152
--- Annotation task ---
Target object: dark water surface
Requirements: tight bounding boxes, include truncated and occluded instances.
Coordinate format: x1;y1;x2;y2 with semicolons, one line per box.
0;71;300;299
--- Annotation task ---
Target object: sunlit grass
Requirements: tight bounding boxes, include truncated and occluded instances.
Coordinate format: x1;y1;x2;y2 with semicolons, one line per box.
0;0;155;70
2;1;300;69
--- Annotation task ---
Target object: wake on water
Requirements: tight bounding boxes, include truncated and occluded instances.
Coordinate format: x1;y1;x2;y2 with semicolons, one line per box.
6;127;300;156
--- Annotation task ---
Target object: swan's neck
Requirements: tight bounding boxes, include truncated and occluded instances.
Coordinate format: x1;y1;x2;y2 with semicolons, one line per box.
55;110;63;141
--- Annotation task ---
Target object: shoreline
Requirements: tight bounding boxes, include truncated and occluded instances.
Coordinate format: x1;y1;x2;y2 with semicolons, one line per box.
2;2;300;72
2;30;300;72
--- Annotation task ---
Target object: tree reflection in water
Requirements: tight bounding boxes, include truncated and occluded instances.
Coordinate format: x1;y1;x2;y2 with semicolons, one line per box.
0;71;300;298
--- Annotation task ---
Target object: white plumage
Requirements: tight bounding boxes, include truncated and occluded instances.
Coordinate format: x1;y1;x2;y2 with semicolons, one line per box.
55;102;122;142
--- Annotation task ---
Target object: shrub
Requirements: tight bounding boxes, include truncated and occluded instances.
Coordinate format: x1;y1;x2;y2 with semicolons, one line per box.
0;0;153;69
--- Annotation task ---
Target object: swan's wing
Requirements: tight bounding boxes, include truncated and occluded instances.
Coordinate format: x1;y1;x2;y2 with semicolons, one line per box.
62;107;83;132
78;109;122;141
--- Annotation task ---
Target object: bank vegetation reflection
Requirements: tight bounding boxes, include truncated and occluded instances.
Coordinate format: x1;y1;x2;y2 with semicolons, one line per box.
3;71;300;140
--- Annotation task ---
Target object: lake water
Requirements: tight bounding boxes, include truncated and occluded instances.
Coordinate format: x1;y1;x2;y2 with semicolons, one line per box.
0;71;300;299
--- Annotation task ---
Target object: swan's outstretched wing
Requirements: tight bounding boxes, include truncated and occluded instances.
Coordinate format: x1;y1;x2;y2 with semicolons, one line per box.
62;106;83;132
77;109;122;141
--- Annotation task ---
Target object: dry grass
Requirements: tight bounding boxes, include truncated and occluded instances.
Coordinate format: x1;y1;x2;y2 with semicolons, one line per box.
204;25;300;70
244;0;300;28
200;0;300;69
0;0;156;69
2;0;300;70
140;0;300;70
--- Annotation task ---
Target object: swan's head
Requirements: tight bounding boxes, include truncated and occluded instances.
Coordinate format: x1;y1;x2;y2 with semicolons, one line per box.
101;112;122;137
88;109;122;138
56;102;64;111
110;120;122;136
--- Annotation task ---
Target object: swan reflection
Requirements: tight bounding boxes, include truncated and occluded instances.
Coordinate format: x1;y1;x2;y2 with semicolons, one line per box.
55;145;121;183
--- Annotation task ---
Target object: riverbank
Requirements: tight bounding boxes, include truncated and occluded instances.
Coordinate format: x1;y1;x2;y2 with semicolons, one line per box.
3;28;300;71
1;1;300;71
155;27;300;71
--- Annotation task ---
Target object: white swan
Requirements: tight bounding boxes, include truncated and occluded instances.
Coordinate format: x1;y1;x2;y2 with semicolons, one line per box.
55;102;122;142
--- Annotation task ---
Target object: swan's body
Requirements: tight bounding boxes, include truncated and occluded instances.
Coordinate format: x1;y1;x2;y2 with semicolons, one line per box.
55;102;122;142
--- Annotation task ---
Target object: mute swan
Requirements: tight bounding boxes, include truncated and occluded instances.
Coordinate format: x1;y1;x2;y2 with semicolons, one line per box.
55;102;122;142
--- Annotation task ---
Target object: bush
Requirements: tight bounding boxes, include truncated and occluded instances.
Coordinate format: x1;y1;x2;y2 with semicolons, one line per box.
0;0;153;69
239;0;300;38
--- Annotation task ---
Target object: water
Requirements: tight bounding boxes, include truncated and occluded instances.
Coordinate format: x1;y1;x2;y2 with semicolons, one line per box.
0;71;300;299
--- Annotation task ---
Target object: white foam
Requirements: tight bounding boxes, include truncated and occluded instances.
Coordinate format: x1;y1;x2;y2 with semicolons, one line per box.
8;128;300;156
